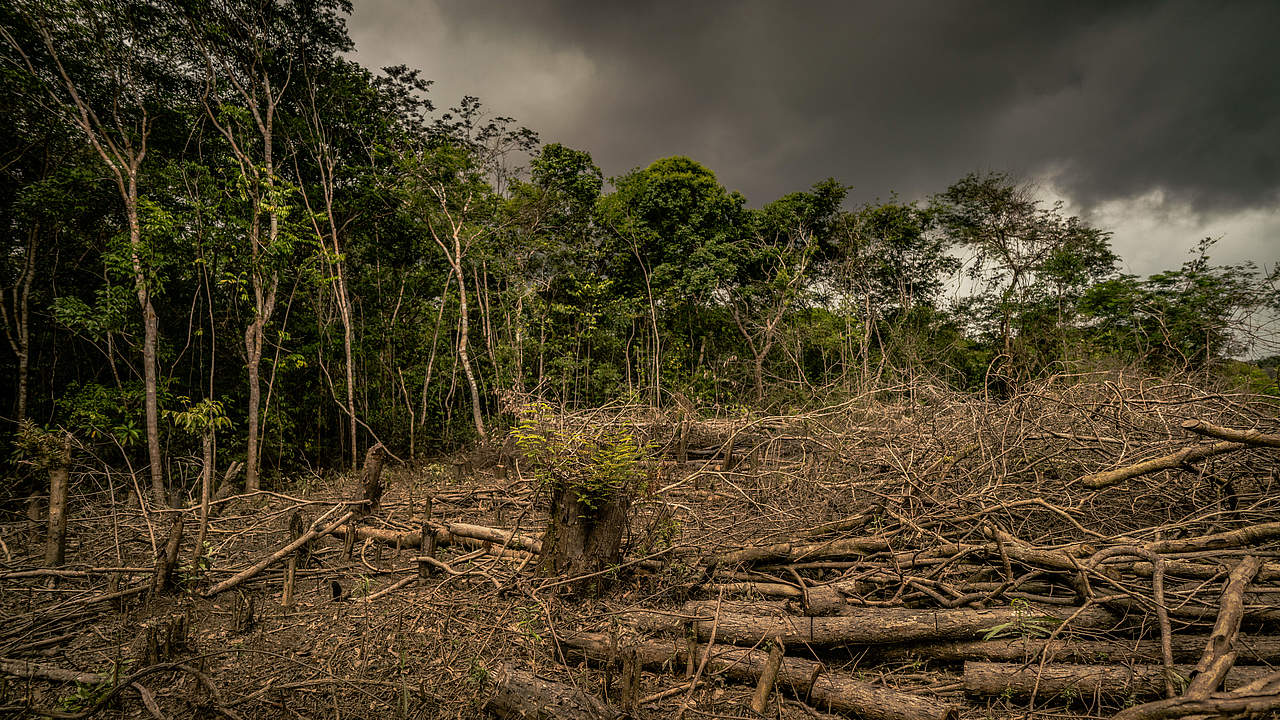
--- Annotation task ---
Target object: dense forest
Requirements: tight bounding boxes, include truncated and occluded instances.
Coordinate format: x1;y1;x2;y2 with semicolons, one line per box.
2;0;1278;500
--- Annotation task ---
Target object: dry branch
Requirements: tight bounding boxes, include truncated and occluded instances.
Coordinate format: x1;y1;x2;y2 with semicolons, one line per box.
1180;419;1280;448
1080;441;1247;489
203;509;355;597
0;657;107;684
1184;556;1263;698
874;634;1280;665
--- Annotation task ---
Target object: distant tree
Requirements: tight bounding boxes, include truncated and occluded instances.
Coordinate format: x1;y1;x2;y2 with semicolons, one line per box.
932;172;1115;366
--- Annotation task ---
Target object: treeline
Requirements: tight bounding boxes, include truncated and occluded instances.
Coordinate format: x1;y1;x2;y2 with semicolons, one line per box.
2;0;1277;494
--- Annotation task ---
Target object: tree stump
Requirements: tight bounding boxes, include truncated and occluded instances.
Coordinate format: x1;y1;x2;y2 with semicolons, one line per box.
537;483;631;596
135;614;189;665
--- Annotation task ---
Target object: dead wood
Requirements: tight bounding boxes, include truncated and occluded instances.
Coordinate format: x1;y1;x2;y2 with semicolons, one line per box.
1180;419;1280;448
1184;556;1263;698
1113;670;1280;720
631;602;1120;647
1080;441;1247;489
750;637;785;714
43;435;71;567
874;634;1280;665
150;512;184;595
962;661;1273;699
705;536;890;567
358;443;387;516
0;657;107;684
203;508;355;597
332;520;542;555
485;664;623;720
561;632;960;720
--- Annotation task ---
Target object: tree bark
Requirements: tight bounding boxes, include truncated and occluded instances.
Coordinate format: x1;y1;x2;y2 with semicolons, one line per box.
43;436;71;567
1081;441;1248;489
538;482;631;594
962;661;1272;700
633;604;1120;647
874;634;1280;665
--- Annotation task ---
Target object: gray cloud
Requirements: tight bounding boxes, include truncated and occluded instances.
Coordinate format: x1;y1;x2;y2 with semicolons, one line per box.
347;0;1280;269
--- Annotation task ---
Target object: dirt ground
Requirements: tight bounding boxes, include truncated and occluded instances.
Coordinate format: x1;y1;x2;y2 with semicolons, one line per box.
3;372;1278;719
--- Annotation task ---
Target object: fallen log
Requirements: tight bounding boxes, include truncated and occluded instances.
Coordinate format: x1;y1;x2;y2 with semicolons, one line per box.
1142;521;1280;555
706;536;890;567
485;664;622;720
561;632;959;720
331;521;542;554
1080;441;1247;489
1180;419;1280;448
874;634;1280;665
630;602;1120;647
962;661;1272;699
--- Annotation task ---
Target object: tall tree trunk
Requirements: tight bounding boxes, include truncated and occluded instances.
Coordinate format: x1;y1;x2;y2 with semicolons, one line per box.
126;180;165;505
336;264;357;468
2;225;37;422
245;318;263;492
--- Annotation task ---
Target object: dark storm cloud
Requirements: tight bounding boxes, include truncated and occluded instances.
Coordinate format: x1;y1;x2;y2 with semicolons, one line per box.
348;0;1280;214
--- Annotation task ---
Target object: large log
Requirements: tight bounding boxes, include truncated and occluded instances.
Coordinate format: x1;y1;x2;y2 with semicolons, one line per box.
706;536;890;566
485;664;622;720
875;634;1280;665
561;632;958;720
631;602;1120;647
962;661;1273;700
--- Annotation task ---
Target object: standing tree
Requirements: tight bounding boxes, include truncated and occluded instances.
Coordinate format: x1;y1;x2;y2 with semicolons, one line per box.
2;0;190;503
728;179;845;402
932;172;1114;370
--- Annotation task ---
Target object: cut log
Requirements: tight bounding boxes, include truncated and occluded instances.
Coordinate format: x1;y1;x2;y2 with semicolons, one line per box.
962;661;1272;700
706;537;889;567
875;634;1280;665
332;521;542;555
631;602;1120;647
485;664;623;720
1113;670;1280;720
561;632;959;720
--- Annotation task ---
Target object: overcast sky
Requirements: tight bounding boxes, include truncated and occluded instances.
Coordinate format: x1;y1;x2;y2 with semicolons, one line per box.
346;0;1279;277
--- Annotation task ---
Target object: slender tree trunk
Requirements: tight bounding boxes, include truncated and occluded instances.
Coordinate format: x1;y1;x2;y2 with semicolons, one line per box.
191;431;212;569
2;226;36;421
453;257;486;440
125;178;165;504
334;258;358;468
245;319;263;492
